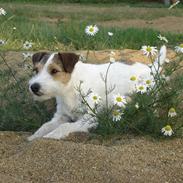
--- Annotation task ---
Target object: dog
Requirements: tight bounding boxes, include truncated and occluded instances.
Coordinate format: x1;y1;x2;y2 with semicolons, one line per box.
28;46;166;141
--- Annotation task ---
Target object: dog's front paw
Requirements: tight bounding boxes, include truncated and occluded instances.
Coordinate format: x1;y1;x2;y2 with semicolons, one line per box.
43;130;67;140
27;135;39;141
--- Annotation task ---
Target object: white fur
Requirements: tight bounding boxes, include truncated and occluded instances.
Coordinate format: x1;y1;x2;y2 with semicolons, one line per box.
28;46;166;141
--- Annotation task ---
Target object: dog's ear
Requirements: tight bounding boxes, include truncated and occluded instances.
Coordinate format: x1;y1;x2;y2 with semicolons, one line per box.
58;53;79;73
32;52;48;65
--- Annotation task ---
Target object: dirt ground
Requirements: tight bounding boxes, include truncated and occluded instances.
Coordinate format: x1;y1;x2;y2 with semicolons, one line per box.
100;16;183;33
0;131;183;183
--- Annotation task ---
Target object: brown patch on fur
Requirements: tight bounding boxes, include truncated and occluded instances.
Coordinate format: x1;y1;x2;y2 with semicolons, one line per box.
48;58;71;84
33;63;44;73
32;52;49;65
58;53;79;73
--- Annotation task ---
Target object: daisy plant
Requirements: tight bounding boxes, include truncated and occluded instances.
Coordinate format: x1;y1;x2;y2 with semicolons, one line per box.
168;108;177;118
175;44;183;53
157;34;168;43
108;32;113;37
23;41;33;50
112;109;123;122
141;45;157;58
85;25;99;36
113;94;127;107
0;8;6;16
84;25;99;61
161;125;174;136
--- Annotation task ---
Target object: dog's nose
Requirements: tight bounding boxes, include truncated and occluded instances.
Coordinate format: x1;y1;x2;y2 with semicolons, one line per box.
30;83;40;94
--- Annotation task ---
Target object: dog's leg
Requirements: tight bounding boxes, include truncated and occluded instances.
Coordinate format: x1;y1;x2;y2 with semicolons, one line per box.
27;111;67;141
43;114;98;139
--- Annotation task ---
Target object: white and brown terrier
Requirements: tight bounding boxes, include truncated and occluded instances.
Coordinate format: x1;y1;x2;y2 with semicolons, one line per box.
28;46;166;140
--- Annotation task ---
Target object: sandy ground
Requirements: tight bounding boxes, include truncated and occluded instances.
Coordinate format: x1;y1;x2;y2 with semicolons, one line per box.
0;131;183;183
100;16;183;33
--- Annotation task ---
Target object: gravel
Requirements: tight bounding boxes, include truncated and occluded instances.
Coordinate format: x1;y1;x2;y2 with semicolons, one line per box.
0;131;183;183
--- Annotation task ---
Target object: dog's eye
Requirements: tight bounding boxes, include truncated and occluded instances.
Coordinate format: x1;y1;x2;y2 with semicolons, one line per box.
51;69;59;75
33;68;38;75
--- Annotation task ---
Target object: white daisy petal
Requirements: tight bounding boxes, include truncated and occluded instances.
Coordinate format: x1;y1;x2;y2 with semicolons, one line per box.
0;39;6;46
113;94;127;107
112;109;122;122
136;84;147;94
161;125;174;136
0;8;6;16
23;41;33;50
108;32;113;36
85;25;99;36
141;45;158;57
135;103;139;109
168;108;177;117
175;44;183;53
90;93;101;105
22;52;33;59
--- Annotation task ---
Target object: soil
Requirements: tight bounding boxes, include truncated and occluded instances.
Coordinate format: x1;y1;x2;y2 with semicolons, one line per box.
100;16;183;33
0;131;183;183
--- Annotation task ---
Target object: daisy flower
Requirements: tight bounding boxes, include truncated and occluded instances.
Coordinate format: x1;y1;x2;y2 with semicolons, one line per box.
23;41;33;49
135;103;139;109
0;39;5;46
145;79;152;85
168;107;177;117
144;78;154;88
112;109;122;122
22;52;33;59
108;32;113;36
130;75;138;82
175;44;183;53
157;34;168;43
113;94;127;107
136;84;147;94
164;58;170;63
85;25;99;36
109;51;115;63
161;125;174;136
141;45;158;57
0;8;6;16
13;27;16;30
90;93;101;105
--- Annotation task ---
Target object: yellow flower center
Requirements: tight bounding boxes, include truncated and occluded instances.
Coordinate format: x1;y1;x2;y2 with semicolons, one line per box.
164;125;172;131
116;97;122;102
130;76;137;81
139;86;144;90
112;110;120;116
89;27;94;32
169;108;175;113
179;44;183;48
146;46;152;52
93;96;98;100
146;80;151;85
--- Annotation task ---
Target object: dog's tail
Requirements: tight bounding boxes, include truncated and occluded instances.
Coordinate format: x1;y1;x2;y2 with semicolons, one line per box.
151;45;167;74
154;45;167;66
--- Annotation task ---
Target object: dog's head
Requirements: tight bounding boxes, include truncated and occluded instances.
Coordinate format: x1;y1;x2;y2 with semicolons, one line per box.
29;52;79;100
